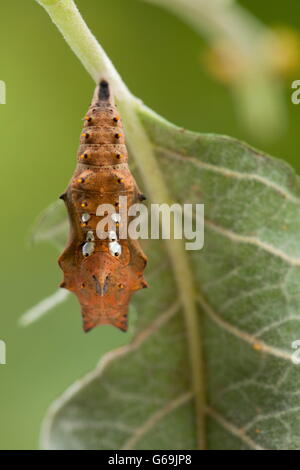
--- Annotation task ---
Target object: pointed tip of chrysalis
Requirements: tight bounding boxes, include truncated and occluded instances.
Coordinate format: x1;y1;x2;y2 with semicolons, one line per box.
114;319;128;332
98;80;110;101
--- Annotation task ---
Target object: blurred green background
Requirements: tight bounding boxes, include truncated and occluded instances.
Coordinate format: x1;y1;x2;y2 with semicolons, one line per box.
1;0;300;449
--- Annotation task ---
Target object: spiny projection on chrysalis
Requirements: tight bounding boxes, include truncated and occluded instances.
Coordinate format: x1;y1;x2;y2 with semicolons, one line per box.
58;80;148;332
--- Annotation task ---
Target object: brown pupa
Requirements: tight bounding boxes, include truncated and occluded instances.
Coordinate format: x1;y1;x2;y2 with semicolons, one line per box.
58;80;147;332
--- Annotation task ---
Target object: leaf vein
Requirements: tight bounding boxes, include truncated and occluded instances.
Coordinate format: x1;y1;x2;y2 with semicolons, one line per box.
156;146;300;205
205;219;300;266
121;392;193;450
197;295;293;362
206;407;265;450
41;302;181;448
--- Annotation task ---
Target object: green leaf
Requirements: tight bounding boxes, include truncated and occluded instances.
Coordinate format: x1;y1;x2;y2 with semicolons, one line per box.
41;108;300;450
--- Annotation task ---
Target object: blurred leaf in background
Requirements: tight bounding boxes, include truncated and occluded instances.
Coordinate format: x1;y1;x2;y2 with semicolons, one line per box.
143;0;300;142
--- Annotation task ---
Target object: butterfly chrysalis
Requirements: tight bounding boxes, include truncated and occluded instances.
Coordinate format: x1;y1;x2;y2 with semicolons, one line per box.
58;81;148;332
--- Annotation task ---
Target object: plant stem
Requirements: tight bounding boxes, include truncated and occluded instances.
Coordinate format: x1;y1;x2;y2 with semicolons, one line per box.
36;0;131;101
36;0;207;449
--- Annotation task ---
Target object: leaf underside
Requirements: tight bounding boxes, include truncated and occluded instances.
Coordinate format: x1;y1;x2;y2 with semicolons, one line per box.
40;107;300;450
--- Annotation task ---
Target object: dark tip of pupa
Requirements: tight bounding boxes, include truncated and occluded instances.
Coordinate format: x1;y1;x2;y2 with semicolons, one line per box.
98;80;110;101
83;325;93;333
117;323;128;333
83;320;95;333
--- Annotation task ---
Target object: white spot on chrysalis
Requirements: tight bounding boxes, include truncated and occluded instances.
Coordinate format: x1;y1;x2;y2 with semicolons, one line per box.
81;212;91;223
86;231;95;242
108;230;117;241
82;242;95;257
111;213;121;223
109;241;122;257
